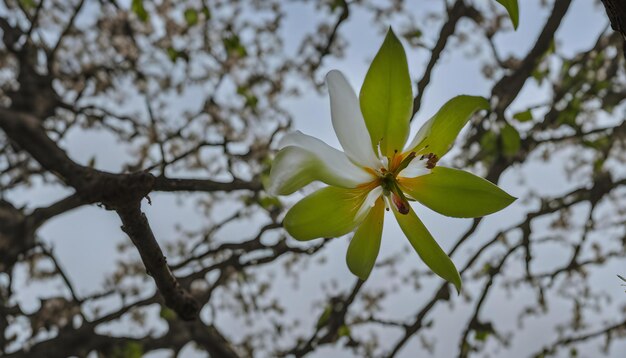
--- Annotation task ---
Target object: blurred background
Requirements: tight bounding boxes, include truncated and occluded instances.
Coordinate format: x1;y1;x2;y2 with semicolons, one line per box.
1;0;625;357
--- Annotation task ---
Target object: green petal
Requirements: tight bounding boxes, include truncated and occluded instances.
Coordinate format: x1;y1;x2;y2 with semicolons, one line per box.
346;199;385;280
496;0;519;30
284;186;370;241
393;207;461;293
359;27;413;157
406;96;489;158
399;167;516;218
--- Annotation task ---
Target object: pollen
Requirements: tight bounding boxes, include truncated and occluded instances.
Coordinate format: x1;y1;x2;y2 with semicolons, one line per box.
424;153;439;169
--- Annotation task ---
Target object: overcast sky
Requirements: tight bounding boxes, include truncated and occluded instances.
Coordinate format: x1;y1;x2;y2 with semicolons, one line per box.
5;1;626;357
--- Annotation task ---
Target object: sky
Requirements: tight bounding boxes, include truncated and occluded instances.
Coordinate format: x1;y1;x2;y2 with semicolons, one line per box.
4;0;626;357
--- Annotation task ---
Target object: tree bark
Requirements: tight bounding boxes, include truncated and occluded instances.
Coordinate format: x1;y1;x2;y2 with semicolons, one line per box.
600;0;626;55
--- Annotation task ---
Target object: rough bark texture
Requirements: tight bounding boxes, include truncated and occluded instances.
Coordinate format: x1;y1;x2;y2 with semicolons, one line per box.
601;0;626;54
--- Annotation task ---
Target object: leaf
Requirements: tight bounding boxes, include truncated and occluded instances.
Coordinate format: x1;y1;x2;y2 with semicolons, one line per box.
223;35;247;58
585;135;611;151
531;66;550;85
159;307;176;321
202;6;212;19
393;207;462;293
184;8;199;26
131;0;148;23
237;86;258;108
338;324;351;337
316;305;332;329
495;0;519;30
593;158;605;173
283;186;367;241
87;156;96;168
112;342;143;358
407;96;489;158
18;0;36;10
480;130;498;156
501;123;521;157
166;47;189;62
399;166;516;218
258;195;282;211
404;29;423;40
475;330;490;342
513;109;533;122
346;199;384;279
360;27;413;157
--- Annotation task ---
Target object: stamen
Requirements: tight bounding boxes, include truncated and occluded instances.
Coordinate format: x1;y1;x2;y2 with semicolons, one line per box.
424;153;439;169
389;180;411;215
392;193;410;214
383;196;392;211
364;167;379;177
393;152;416;176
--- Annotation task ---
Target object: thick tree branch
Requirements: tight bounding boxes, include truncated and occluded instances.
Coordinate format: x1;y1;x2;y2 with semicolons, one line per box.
491;0;572;114
0;108;200;320
412;0;470;116
153;176;262;193
601;0;626;41
117;203;199;320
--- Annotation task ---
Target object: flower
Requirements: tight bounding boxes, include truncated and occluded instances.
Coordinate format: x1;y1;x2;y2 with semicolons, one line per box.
267;29;515;291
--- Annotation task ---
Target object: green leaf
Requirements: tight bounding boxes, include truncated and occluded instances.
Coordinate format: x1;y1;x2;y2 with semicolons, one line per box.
131;0;148;23
184;8;199;26
112;342;143;358
87;156;96;168
283;186;367;241
223;34;247;58
496;0;519;30
407;96;489;158
513;109;533;122
404;28;423;41
475;330;490;342
159;307;176;321
399;167;516;218
166;47;189;62
237;86;259;108
480;130;498;157
531;66;550;85
338;324;351;337
360;28;413;157
346;199;384;279
501;124;521;157
393;207;461;293
593;158;605;174
202;6;212;19
18;0;36;10
316;305;332;329
258;195;282;211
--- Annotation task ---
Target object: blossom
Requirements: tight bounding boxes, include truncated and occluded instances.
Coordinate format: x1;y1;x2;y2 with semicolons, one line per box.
267;29;515;291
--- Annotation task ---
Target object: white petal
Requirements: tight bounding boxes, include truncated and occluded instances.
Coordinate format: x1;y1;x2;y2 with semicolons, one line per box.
355;186;383;222
326;70;381;169
377;142;389;169
404;118;433;153
398;157;430;179
268;132;374;196
279;131;373;182
383;195;392;211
